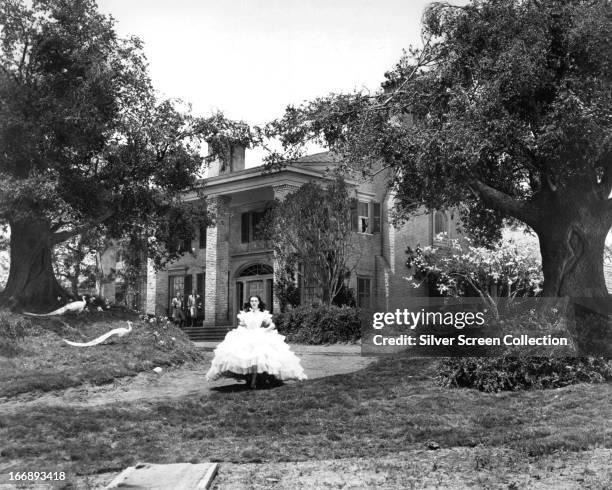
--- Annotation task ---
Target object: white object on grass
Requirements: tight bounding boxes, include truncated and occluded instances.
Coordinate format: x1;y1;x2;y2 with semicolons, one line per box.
63;321;133;347
24;296;87;316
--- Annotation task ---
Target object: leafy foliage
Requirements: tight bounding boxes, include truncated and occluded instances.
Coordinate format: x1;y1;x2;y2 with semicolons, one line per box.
264;177;357;306
273;265;301;311
406;230;543;317
52;229;106;295
274;305;361;344
0;310;30;356
265;0;612;297
198;112;262;172
437;356;612;392
0;1;259;307
0;310;29;341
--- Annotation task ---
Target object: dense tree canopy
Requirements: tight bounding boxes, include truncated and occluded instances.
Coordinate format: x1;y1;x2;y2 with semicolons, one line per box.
0;0;253;310
265;178;357;306
266;0;612;298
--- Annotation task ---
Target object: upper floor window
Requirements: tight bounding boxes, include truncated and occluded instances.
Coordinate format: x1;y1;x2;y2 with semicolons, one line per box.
351;199;381;234
433;211;450;241
358;201;369;233
241;211;266;243
179;236;192;253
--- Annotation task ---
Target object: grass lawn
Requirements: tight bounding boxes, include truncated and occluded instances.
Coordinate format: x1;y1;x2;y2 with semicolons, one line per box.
0;309;203;398
0;350;610;487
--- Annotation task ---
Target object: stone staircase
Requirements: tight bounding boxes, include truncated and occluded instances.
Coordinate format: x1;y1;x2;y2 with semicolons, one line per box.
182;325;230;342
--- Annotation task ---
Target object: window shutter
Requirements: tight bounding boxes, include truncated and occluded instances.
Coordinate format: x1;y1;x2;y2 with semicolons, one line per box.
241;213;250;243
373;202;381;233
350;198;358;231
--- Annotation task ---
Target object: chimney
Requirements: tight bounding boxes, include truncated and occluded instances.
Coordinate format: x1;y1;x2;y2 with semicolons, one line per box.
230;144;245;172
206;143;245;177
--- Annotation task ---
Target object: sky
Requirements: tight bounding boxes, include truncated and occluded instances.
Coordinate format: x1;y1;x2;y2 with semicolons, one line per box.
97;0;440;165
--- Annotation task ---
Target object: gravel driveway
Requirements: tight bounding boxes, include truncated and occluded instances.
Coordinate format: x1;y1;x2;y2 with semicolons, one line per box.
0;343;374;412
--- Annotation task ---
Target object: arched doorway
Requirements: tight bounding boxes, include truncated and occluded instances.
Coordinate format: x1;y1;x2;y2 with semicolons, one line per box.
235;263;274;316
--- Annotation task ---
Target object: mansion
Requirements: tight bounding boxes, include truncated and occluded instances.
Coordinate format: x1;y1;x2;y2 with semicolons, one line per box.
105;148;459;337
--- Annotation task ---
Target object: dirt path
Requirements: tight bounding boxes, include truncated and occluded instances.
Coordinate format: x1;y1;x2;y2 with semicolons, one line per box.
0;345;374;413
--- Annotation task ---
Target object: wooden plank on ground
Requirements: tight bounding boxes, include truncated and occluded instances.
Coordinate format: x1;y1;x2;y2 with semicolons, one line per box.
105;462;219;489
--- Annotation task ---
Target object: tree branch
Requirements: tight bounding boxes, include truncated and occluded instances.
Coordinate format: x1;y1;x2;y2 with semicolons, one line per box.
469;180;539;226
381;34;436;106
18;37;29;82
51;211;113;245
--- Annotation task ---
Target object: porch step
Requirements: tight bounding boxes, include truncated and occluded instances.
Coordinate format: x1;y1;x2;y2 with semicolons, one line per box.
182;326;230;342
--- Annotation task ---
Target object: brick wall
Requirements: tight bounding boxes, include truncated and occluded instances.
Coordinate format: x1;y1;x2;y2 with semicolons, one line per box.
153;228;207;317
605;262;612;293
204;196;231;326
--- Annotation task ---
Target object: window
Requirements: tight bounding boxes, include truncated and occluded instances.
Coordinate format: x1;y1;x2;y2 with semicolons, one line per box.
241;211;266;243
434;211;450;241
239;264;274;276
199;224;207;249
176;236;192;254
252;211;265;240
168;275;185;312
357;277;372;308
358;201;369;233
351;200;381;234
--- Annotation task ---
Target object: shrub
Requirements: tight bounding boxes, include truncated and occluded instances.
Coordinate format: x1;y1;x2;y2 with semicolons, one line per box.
0;311;32;357
436;356;612;393
274;305;361;344
0;311;30;341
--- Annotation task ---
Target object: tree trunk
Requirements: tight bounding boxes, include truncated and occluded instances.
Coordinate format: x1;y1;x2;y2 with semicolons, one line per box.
70;273;79;298
535;196;612;357
535;205;609;299
0;220;67;312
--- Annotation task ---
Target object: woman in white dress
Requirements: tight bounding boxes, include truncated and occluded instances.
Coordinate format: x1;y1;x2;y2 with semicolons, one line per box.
205;295;307;388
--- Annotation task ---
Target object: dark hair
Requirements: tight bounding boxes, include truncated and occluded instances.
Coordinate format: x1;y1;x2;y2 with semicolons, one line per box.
243;295;265;312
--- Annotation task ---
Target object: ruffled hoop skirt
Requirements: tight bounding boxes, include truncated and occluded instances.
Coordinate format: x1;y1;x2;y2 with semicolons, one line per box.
205;327;307;381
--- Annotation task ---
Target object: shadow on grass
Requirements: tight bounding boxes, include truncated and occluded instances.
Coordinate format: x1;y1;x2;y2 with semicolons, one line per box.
211;383;252;393
0;354;610;476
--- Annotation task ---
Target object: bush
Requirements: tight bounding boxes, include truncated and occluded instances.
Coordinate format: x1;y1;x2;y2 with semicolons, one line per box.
0;311;32;357
0;311;31;341
274;305;361;344
436;356;612;393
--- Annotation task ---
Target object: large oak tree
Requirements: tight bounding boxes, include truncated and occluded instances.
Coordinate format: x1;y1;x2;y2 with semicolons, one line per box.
0;0;213;311
266;0;612;299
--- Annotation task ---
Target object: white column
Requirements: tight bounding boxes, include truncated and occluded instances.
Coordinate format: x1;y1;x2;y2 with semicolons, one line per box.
145;258;157;315
203;196;231;326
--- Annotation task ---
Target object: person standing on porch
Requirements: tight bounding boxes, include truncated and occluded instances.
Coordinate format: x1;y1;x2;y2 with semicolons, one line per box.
171;293;184;327
187;291;197;327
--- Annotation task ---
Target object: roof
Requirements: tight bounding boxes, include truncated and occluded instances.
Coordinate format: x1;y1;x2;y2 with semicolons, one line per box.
291;151;339;165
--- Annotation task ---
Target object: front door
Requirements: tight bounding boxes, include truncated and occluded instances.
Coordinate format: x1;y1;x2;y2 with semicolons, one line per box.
235;263;274;323
247;280;264;300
